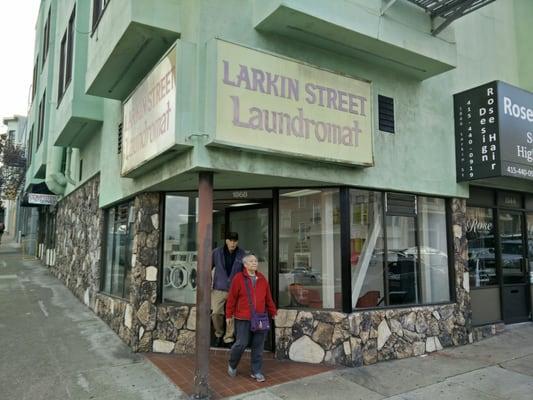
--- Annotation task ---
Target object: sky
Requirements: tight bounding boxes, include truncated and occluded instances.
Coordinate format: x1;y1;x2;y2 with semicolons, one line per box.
0;2;40;133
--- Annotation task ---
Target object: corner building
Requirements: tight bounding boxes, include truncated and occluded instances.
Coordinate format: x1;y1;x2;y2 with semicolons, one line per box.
23;0;533;367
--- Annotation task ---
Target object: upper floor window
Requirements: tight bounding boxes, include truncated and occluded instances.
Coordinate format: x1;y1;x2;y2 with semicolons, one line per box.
42;8;51;68
37;91;46;147
27;127;34;166
31;57;39;102
92;0;110;31
58;7;76;103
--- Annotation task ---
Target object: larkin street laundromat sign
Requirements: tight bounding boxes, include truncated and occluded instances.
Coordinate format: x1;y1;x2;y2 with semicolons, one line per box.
121;46;177;176
215;40;373;165
454;81;533;181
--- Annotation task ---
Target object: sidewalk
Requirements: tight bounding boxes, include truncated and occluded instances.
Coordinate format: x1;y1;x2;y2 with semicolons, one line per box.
1;239;532;399
0;240;187;400
227;326;533;400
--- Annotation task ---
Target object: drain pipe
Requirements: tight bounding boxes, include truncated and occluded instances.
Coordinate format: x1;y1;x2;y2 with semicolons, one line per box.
64;147;77;185
45;146;67;195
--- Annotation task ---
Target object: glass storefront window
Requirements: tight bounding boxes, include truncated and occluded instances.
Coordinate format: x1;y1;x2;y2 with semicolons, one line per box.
160;189;451;310
278;189;341;310
499;211;525;285
101;202;134;298
418;197;450;303
466;207;496;287
162;194;198;304
527;214;533;284
352;191;451;309
386;215;417;305
350;190;385;309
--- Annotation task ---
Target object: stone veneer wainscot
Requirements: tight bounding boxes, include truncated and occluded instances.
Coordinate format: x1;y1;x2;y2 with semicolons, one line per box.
53;189;503;366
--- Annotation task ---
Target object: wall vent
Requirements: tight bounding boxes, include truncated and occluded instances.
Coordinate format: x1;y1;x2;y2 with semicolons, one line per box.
378;95;395;133
118;123;123;154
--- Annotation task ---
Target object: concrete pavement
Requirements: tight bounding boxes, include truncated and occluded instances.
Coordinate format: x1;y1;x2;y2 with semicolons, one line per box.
1;238;532;399
0;240;187;400
229;322;533;400
227;323;533;400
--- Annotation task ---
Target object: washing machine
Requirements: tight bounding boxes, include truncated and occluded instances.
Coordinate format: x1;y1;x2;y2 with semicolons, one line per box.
169;265;189;289
183;251;197;303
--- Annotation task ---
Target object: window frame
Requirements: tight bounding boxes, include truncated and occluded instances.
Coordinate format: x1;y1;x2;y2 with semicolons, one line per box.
57;33;67;103
27;126;34;166
158;186;455;313
350;191;454;311
100;201;135;299
36;91;46;148
91;0;111;34
57;6;76;105
42;8;51;68
31;57;39;102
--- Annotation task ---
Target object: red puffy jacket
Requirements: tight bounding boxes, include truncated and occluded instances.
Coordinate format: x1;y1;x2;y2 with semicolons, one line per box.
226;270;277;321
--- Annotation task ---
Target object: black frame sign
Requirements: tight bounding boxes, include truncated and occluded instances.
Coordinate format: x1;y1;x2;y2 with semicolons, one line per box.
454;81;533;182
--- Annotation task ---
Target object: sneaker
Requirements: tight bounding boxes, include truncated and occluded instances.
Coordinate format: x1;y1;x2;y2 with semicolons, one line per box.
223;337;235;344
250;373;265;382
227;364;237;377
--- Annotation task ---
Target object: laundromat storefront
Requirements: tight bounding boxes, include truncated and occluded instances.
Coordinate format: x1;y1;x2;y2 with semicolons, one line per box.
94;40;473;367
97;188;474;367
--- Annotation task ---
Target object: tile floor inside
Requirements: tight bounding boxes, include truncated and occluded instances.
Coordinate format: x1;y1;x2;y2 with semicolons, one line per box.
147;348;335;399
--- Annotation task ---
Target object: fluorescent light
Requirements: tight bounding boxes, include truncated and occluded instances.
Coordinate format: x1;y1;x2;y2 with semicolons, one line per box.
229;203;260;207
281;189;322;198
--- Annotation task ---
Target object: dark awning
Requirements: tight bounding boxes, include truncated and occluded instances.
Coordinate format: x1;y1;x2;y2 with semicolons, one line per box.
382;0;497;35
20;183;57;207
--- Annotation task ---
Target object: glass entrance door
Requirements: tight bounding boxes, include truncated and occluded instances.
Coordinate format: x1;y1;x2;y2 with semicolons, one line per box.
499;211;530;323
227;206;271;281
526;214;533;319
227;204;273;350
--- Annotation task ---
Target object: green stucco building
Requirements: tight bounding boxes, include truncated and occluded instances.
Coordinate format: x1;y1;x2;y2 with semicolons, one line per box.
22;0;533;369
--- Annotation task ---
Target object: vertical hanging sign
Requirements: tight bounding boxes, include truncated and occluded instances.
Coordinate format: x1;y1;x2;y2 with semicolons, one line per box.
454;82;499;181
454;81;533;182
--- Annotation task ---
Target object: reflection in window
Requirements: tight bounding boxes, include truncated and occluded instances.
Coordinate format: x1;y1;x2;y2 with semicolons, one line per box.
352;191;451;309
350;190;385;308
499;212;525;285
278;189;341;310
527;214;533;284
418;197;450;303
386;215;417;305
163;194;198;304
101;202;134;298
466;207;496;287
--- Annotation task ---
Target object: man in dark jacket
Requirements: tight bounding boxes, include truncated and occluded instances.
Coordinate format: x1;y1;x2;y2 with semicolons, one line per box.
0;221;5;244
211;231;245;346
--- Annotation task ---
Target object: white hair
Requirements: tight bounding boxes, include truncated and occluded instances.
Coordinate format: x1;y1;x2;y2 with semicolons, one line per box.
242;254;257;265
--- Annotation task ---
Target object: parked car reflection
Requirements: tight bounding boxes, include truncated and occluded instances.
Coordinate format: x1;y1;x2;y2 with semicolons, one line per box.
468;239;525;286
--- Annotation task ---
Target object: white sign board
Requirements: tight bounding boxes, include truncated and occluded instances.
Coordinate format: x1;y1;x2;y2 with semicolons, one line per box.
28;193;58;206
215;40;373;165
122;46;177;175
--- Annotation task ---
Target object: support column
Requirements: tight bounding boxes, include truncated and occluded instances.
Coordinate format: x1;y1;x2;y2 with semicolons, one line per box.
194;171;213;399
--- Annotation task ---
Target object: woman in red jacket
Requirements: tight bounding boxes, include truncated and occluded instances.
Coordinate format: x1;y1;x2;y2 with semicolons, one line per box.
226;254;277;382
